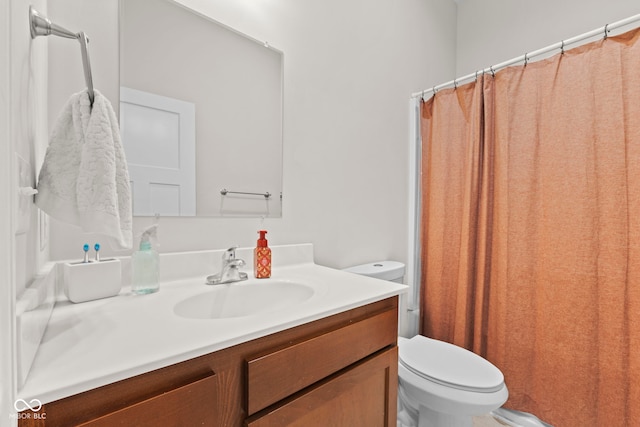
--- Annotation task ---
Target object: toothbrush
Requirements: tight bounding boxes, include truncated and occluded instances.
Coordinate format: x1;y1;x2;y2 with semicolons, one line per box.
83;244;90;263
94;243;101;262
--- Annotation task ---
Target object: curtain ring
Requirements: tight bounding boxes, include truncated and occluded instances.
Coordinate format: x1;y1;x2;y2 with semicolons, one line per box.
560;40;565;54
604;23;609;40
421;90;426;102
524;53;529;66
489;66;495;77
454;79;458;89
432;85;437;95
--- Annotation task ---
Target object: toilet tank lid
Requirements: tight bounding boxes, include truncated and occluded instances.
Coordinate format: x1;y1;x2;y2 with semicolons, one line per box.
342;261;405;281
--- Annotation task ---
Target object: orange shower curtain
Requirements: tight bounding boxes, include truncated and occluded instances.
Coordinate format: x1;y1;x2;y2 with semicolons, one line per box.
420;28;640;427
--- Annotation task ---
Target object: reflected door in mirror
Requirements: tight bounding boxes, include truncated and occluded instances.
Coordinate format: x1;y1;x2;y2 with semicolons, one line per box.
120;87;196;216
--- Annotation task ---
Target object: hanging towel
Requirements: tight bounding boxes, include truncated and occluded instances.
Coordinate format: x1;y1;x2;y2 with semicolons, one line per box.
36;89;133;249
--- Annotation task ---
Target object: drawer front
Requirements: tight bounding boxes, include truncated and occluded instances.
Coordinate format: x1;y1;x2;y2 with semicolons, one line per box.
246;307;397;415
77;372;217;427
246;347;398;427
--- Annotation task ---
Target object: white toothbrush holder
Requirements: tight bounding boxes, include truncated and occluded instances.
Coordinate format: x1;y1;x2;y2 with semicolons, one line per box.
64;259;122;303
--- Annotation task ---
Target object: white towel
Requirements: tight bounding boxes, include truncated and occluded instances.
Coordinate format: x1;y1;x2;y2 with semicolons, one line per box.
36;89;133;249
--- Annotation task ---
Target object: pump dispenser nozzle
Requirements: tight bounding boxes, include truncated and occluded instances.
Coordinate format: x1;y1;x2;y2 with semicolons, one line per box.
257;230;268;247
139;225;158;250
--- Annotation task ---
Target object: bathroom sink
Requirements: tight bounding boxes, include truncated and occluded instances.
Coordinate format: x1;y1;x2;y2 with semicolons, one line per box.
173;280;315;319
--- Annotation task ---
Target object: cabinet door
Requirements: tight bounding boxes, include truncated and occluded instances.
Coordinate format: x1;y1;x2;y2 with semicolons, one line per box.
77;372;217;427
246;308;397;414
246;347;397;427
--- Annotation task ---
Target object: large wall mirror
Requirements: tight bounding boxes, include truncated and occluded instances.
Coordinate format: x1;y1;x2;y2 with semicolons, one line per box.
120;0;283;218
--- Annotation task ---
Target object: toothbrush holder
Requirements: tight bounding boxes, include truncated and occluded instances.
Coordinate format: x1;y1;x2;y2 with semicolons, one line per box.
64;258;122;303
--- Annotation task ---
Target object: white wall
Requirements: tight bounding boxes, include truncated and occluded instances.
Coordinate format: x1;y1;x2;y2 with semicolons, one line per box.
0;0;13;421
49;0;458;271
456;0;640;77
2;0;49;422
12;3;49;302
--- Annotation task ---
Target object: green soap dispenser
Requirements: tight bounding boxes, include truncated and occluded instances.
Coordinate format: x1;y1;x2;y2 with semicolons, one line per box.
132;225;160;294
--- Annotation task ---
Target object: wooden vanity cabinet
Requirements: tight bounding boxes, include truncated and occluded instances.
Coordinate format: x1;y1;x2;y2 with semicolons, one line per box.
19;297;398;427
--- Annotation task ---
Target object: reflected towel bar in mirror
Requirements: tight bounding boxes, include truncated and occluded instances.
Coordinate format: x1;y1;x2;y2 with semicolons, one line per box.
220;189;271;199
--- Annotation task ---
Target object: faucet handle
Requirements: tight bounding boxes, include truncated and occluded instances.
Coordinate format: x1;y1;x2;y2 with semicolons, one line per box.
227;258;246;268
223;246;238;261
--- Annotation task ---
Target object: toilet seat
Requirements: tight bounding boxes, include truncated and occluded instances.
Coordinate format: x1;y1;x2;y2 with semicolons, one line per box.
399;335;504;393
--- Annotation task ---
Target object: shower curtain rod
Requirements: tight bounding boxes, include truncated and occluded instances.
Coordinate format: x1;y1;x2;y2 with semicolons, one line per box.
411;13;640;99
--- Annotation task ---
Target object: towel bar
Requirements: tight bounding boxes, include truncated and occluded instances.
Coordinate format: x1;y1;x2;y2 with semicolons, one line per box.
29;6;95;107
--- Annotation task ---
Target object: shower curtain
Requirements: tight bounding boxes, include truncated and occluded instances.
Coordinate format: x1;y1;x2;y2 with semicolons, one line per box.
420;27;640;426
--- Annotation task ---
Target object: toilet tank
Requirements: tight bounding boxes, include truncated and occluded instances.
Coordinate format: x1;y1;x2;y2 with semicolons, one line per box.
342;261;405;283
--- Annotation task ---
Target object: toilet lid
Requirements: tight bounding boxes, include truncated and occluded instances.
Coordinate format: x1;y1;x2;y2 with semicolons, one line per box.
399;335;504;393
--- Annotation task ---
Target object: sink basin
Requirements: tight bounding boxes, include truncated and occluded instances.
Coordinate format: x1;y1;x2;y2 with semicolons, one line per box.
173;279;315;319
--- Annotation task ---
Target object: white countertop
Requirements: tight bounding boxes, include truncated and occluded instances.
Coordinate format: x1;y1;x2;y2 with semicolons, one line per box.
18;244;407;405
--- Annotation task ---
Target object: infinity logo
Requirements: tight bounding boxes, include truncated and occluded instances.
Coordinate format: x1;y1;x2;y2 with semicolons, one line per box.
14;398;42;412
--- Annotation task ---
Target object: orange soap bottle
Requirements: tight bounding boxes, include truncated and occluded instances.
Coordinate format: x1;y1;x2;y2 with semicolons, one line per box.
254;230;271;278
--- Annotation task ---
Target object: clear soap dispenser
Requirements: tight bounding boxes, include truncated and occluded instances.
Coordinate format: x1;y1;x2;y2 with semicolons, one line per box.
132;225;160;294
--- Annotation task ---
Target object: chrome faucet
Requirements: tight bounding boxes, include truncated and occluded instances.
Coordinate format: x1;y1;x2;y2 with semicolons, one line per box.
206;247;248;285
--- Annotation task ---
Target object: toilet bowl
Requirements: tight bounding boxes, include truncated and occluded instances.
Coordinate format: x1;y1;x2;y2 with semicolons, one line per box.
398;335;508;427
343;261;508;427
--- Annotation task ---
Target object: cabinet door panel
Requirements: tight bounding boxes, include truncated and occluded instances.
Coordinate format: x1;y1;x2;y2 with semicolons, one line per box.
77;372;217;427
246;308;397;414
246;347;398;427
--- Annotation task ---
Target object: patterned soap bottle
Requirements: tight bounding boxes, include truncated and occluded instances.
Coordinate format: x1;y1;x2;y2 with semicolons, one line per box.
254;230;271;278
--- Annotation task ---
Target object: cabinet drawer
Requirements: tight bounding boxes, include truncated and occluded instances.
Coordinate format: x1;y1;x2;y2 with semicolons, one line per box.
246;307;397;415
246;347;398;427
77;372;217;427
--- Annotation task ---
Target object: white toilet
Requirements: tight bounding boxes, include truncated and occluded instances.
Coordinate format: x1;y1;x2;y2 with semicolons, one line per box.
343;261;508;427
